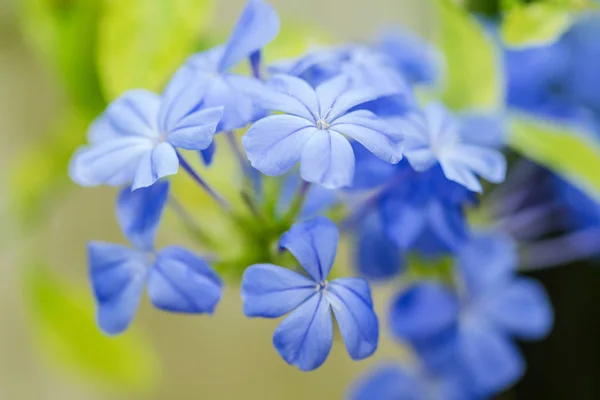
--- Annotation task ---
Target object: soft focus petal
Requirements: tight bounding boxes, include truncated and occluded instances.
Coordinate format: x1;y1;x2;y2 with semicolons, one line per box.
439;159;483;193
268;74;319;117
351;142;399;190
458;233;518;294
328;278;379;360
331;110;403;164
381;200;427;250
200;142;216;165
300;130;355;189
87;115;120;144
205;75;259;132
480;278;553;340
166;107;223;151
132;142;179;190
389;282;459;342
460;322;525;397
243;114;316;176
241;264;316;318
329;87;396;121
218;0;280;72
105;89;161;138
355;215;404;280
279;216;339;282
69;138;152;187
148;246;222;313
443;144;507;185
272;293;333;371
349;364;425;400
315;74;352;117
427;200;469;253
116;180;170;251
459;113;507;148
88;242;149;335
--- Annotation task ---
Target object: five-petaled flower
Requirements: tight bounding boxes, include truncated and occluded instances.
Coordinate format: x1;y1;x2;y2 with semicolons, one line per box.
242;74;404;189
241;216;379;371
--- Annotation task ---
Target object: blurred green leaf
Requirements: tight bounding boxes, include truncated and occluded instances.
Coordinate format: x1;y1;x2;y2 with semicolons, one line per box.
98;0;214;100
501;3;572;48
508;115;600;201
434;0;503;111
24;264;159;392
19;0;105;114
10;112;88;227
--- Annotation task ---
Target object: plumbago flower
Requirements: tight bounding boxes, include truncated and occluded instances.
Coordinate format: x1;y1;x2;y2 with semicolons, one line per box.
400;102;507;193
241;217;379;371
69;78;223;190
89;181;222;335
242;74;404;188
387;233;553;397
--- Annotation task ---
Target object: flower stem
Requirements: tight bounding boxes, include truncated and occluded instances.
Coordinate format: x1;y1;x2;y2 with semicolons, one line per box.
168;196;217;248
282;180;311;224
177;151;231;211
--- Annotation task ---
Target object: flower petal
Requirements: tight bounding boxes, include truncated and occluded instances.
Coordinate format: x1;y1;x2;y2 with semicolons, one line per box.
199;142;216;165
444;144;507;184
349;364;425;400
381;198;428;250
300;130;355;189
205;75;259;132
116;180;170;251
105;89;161;138
218;0;280;72
389;282;459;342
439;158;483;193
132;142;179;190
272;293;333;371
328;86;397;122
328;278;379;360
241;264;316;318
242;114;316;176
166;107;223;151
279;216;339;282
69;138;152;187
148;246;223;314
459;322;525;397
355;215;404;281
331;110;403;164
87;242;149;335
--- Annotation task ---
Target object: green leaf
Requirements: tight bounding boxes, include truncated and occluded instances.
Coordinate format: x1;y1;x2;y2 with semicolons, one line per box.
508;115;600;201
23;265;160;391
19;0;105;114
9;113;88;227
501;3;572;48
98;0;214;100
433;0;503;111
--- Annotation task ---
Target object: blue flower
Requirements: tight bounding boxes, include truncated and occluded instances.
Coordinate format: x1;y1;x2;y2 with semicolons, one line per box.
241;217;379;371
242;74;404;188
69;84;224;190
88;181;222;335
388;233;553;397
173;0;280;133
399;103;507;192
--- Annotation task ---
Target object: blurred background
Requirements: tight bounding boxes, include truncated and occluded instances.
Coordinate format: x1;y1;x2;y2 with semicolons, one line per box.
1;0;600;399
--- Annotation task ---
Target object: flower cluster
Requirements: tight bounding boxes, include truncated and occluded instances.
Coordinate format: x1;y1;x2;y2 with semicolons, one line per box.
68;0;559;398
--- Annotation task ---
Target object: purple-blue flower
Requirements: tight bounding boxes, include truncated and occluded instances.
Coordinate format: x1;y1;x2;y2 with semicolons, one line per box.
69;84;223;190
388;233;553;397
242;74;404;188
241;217;379;371
399;103;507;193
88;181;222;335
173;0;280;133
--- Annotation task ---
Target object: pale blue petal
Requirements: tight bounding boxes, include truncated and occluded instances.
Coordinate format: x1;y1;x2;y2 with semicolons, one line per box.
355;216;404;280
349;364;425;400
331;110;403;164
315;74;352;116
439;159;483;193
148;246;223;313
272;293;333;371
166;107;223;151
132;142;179;190
328;278;379;360
460;322;525;397
268;74;319;117
69;138;152;187
218;0;280;72
389;282;459;342
279;216;339;282
458;233;518;294
204;75;258;132
480;278;553;340
443;144;507;185
116;180;169;251
87;115;120;144
243;114;316;176
105;89;161;138
459;113;507;148
88;242;149;335
328;86;397;122
241;263;316;318
300;130;355;189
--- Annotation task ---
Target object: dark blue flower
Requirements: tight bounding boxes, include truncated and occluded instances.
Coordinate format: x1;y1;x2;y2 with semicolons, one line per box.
69;86;223;190
388;233;553;397
241;217;379;371
88;181;222;335
241;74;404;188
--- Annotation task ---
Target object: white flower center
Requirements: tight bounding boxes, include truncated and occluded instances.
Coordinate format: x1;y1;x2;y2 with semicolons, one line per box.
316;280;329;291
316;119;330;130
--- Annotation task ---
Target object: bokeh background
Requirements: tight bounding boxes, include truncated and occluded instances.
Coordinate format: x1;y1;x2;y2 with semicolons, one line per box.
1;0;600;399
